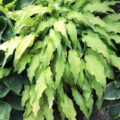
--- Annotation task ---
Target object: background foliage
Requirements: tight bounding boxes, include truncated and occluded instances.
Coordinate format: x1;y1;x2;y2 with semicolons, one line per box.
0;0;120;120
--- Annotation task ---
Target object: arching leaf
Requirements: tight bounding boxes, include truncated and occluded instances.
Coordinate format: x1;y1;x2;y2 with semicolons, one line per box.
85;50;106;87
68;50;81;83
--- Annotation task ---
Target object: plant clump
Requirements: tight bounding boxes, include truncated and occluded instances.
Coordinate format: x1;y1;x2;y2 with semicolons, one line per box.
0;0;120;120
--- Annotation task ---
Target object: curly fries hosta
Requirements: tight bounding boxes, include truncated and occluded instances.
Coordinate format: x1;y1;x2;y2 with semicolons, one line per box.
0;0;120;120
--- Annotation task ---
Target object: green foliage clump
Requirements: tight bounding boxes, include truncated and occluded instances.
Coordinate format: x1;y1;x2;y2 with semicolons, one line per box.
0;0;120;120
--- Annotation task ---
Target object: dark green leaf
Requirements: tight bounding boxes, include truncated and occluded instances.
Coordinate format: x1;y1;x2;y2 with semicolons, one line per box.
2;73;23;95
0;101;11;120
109;100;120;116
15;0;35;10
104;82;120;100
5;93;23;111
0;83;9;98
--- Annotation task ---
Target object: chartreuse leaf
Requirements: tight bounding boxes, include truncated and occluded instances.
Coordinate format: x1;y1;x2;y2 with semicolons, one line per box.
54;19;68;39
0;101;11;120
55;48;66;87
0;0;2;4
15;53;31;74
30;41;42;53
72;88;89;118
32;74;47;117
59;92;76;120
85;50;106;87
76;60;85;86
27;53;41;83
104;13;120;22
68;50;81;83
67;11;85;23
0;36;21;66
82;31;109;59
35;110;44;120
93;26;115;48
44;67;53;86
24;113;35;120
105;22;120;33
58;82;76;120
66;21;77;48
14;34;35;66
57;83;76;120
0;41;9;51
64;63;74;85
44;70;54;109
109;33;120;44
91;80;104;108
43;102;54;120
82;79;93;117
32;67;52;117
93;51;114;79
84;13;106;28
37;18;56;34
14;5;50;34
49;29;62;55
58;105;65;120
24;101;33;118
42;39;55;68
45;87;54;109
22;85;30;107
110;55;120;70
83;1;114;13
84;90;93;117
29;85;36;105
60;94;76;120
72;0;89;11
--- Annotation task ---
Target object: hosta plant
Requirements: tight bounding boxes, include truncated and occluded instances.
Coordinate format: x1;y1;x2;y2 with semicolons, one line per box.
0;0;120;120
103;75;120;120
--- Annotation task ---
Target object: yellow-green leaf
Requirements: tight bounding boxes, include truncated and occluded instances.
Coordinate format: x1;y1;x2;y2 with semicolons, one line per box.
72;88;89;118
15;53;31;74
27;53;41;83
82;31;109;59
66;21;77;48
85;50;106;87
60;94;76;120
54;19;68;39
110;55;120;70
49;29;62;55
22;85;30;107
45;88;54;109
68;50;81;83
55;49;66;87
14;34;35;65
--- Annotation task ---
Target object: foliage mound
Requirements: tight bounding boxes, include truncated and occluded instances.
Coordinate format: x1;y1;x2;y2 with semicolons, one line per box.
0;0;120;120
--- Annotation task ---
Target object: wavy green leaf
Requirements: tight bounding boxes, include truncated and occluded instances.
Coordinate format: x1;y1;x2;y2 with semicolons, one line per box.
85;50;106;87
66;21;77;48
68;50;81;83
